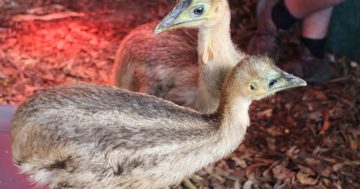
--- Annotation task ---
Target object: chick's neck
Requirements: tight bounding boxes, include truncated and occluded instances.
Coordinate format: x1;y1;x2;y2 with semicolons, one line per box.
211;76;252;156
199;89;251;162
197;1;245;66
195;1;246;113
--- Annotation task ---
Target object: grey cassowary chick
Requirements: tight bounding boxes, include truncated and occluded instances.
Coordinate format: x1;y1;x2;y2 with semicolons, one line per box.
12;56;306;189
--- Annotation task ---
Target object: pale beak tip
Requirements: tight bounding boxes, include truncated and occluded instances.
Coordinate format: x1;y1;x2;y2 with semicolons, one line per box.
154;25;166;35
284;72;307;87
302;80;307;86
296;77;307;87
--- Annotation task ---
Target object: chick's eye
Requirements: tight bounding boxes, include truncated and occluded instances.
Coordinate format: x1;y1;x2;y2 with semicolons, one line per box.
193;6;205;15
269;79;277;88
250;84;256;91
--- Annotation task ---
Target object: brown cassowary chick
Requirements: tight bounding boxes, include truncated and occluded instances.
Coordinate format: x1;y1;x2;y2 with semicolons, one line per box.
113;0;246;113
12;56;306;189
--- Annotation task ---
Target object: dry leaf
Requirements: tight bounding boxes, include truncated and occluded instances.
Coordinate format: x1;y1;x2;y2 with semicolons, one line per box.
257;108;273;118
312;90;327;100
296;171;318;185
349;134;358;151
298;165;316;176
320;112;330;135
272;164;295;181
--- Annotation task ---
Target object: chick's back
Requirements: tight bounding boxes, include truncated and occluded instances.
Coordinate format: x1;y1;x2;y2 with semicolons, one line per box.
11;84;214;163
113;22;199;107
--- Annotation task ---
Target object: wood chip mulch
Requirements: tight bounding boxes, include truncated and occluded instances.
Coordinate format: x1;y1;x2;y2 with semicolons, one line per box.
0;0;359;188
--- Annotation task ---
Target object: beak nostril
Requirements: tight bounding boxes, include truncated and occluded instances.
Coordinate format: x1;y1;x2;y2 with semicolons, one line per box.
283;73;296;82
269;79;277;88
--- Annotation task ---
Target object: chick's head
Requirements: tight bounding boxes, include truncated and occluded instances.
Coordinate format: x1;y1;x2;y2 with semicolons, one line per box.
155;0;228;34
225;56;307;101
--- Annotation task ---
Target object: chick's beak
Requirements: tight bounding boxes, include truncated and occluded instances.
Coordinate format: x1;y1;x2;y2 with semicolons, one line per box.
154;0;192;34
283;72;307;88
274;71;307;91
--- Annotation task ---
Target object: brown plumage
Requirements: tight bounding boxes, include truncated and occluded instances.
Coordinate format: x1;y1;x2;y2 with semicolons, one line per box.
113;0;246;113
11;56;306;189
113;23;199;107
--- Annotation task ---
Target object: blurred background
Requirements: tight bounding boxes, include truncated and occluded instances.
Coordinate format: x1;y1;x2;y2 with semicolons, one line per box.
0;0;359;188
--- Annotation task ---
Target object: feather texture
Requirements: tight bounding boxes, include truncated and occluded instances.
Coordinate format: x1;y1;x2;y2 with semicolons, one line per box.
12;56;306;189
113;0;246;113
